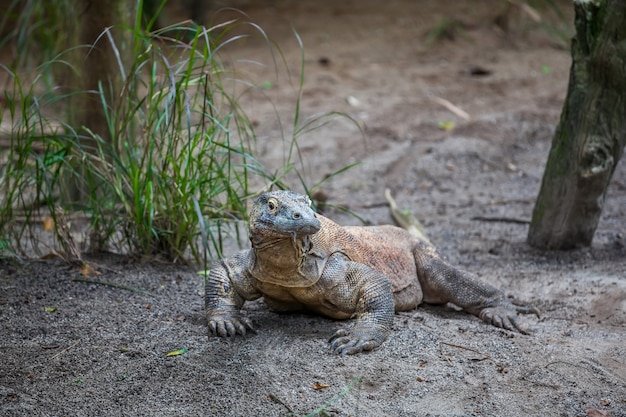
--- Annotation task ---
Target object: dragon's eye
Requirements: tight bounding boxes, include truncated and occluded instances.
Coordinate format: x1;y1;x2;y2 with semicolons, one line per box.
267;198;278;211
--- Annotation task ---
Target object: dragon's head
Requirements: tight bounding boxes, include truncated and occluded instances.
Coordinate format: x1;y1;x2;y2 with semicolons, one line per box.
249;190;321;239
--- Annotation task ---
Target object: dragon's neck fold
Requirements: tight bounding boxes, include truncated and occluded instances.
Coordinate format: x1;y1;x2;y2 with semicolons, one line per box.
249;234;326;287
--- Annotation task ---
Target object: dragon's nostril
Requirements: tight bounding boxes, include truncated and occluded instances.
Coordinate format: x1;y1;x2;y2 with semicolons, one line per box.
293;212;301;219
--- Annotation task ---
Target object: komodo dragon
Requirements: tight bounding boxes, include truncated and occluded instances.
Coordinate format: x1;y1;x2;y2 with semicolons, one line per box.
205;190;539;355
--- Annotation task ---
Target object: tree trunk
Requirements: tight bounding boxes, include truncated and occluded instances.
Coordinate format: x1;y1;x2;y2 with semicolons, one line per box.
527;0;626;250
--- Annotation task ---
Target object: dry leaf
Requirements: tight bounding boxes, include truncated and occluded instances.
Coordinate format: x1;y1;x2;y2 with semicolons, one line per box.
80;263;100;277
312;382;331;390
43;217;55;232
346;95;361;106
438;120;456;131
166;348;188;357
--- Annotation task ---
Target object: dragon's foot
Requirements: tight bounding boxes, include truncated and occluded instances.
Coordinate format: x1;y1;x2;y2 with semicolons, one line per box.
208;312;255;338
479;302;540;335
329;325;389;355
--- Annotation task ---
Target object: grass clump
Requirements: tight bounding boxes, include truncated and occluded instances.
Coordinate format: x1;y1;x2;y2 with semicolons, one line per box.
1;20;267;262
76;24;264;262
0;64;67;259
0;2;357;263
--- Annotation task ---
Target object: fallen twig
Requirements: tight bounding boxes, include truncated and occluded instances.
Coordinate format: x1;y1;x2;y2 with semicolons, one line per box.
441;341;492;360
54;207;82;265
267;393;294;414
471;216;530;225
49;340;80;361
507;0;542;22
432;96;471;121
385;189;430;243
439;344;454;366
72;278;149;295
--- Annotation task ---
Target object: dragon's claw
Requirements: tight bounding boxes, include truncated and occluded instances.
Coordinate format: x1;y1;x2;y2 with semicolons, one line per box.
208;313;255;338
479;302;538;335
329;327;384;355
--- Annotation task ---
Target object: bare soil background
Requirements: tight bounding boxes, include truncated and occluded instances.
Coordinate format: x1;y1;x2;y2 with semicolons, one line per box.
1;1;625;416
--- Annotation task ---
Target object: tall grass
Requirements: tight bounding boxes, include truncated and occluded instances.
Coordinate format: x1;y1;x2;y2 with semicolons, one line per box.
0;0;72;69
0;63;69;259
73;22;268;262
0;2;357;263
1;20;267;262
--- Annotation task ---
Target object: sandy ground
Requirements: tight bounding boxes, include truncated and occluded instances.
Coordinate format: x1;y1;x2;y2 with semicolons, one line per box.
1;1;625;416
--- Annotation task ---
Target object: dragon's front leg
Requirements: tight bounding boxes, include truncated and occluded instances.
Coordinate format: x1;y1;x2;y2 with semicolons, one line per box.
205;254;259;337
324;255;395;355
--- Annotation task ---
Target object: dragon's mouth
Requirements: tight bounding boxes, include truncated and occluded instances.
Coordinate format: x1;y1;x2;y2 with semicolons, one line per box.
293;214;322;235
296;221;321;235
251;216;321;237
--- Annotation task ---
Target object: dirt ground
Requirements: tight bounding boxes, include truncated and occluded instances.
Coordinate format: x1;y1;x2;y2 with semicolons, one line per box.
1;0;626;416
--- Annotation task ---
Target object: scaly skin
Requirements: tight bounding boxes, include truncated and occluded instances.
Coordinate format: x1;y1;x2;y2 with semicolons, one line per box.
205;190;539;355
